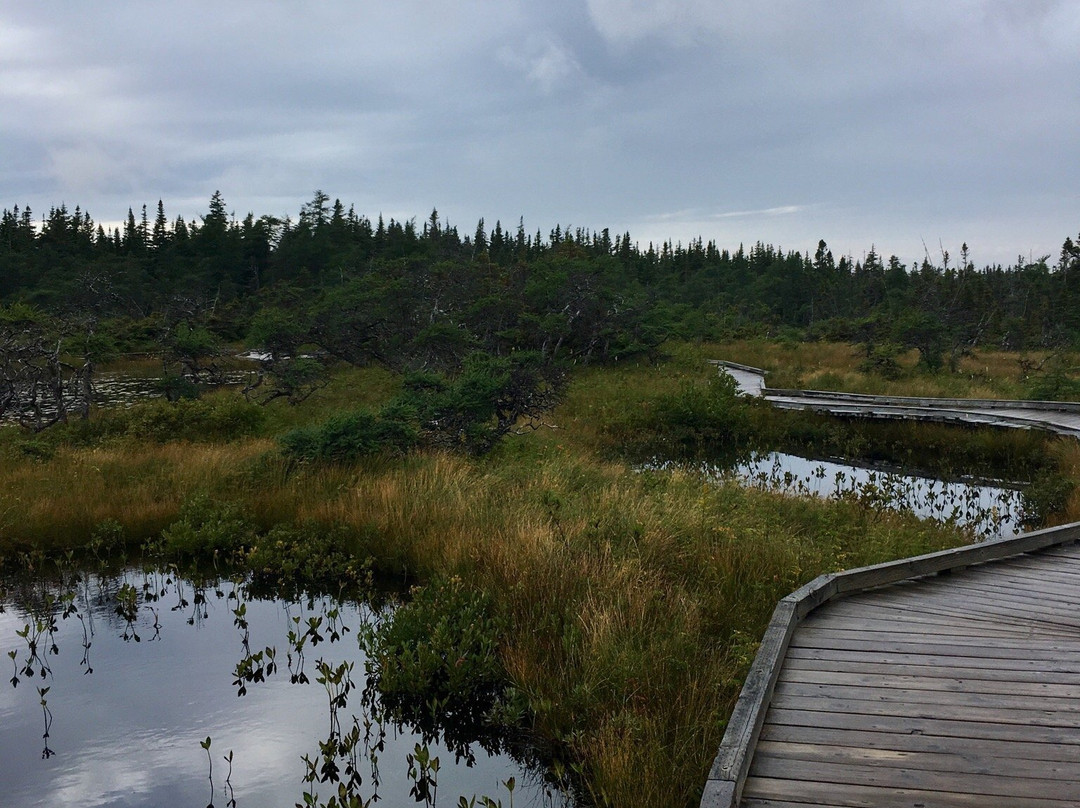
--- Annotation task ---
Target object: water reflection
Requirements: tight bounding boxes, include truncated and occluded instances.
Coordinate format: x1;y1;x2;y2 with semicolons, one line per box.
0;569;567;808
658;451;1025;540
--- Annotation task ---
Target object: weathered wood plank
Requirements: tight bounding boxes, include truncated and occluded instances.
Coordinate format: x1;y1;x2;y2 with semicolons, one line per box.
858;577;1080;615
1032;544;1080;559
954;557;1080;583
772;680;1080;713
789;632;1080;660
777;667;1080;698
828;589;1080;628
764;707;1080;743
799;612;1040;636
747;758;1080;801
930;570;1080;599
792;625;1080;650
815;600;1064;635
782;656;1080;684
741;776;1078;807
759;723;1080;763
908;578;1080;616
974;565;1080;591
769;693;1080;728
785;646;1080;672
741;801;850;808
753;739;1080;779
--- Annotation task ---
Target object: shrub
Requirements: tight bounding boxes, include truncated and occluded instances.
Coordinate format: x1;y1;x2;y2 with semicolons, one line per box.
160;492;255;556
119;396;267;442
280;351;562;461
615;372;754;457
361;576;520;756
1021;472;1076;526
245;521;373;595
1023;371;1080;402
280;410;417;462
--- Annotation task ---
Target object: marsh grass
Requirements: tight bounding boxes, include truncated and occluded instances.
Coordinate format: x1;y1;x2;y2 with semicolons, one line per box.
710;338;1077;400
0;341;1074;807
0;433;967;808
266;450;966;806
0;441;273;553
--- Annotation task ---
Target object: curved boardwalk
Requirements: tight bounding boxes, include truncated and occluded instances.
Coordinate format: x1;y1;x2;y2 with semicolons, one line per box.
744;541;1080;807
703;361;1080;807
710;360;1080;439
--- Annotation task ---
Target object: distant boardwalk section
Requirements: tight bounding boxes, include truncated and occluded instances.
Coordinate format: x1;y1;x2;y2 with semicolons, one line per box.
709;359;1080;439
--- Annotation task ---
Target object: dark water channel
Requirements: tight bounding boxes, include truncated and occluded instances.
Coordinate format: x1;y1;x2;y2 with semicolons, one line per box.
0;569;566;808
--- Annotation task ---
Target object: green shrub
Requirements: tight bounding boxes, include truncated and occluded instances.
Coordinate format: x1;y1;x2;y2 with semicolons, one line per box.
246;521;373;595
280;351;561;461
361;576;520;754
1022;472;1076;526
1023;371;1080;402
280;410;417;462
161;492;255;556
119;396;266;442
614;372;753;457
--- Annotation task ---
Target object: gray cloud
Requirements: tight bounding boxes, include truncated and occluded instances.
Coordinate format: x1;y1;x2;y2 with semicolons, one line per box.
1;1;1077;266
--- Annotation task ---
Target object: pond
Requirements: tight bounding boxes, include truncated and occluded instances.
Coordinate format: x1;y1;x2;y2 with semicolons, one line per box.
718;451;1026;540
0;568;570;808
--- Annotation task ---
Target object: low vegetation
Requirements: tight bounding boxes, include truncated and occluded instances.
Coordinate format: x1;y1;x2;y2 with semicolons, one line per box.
1;339;1078;808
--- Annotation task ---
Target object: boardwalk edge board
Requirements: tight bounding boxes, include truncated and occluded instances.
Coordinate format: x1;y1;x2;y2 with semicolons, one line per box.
700;519;1080;808
707;359;769;376
759;387;1080;415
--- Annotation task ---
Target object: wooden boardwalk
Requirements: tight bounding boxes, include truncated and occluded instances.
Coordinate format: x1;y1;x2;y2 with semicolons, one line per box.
701;520;1080;808
741;541;1080;807
701;361;1080;807
710;360;1080;440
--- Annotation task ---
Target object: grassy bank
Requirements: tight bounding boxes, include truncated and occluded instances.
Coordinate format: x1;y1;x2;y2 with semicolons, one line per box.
711;338;1079;400
1;341;1076;807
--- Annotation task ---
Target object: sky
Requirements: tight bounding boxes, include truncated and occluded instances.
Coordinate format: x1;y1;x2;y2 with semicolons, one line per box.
2;1;1078;268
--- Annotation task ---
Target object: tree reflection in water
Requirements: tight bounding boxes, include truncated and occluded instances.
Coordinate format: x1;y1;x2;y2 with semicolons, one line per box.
0;562;573;808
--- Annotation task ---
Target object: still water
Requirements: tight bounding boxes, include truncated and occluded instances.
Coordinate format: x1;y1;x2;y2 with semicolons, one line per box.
721;451;1026;540
0;570;564;808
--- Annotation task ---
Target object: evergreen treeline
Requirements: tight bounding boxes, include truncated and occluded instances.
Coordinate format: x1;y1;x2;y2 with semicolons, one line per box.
3;191;1080;371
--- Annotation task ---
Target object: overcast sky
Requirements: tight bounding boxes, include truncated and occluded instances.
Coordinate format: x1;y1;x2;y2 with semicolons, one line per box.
3;2;1078;267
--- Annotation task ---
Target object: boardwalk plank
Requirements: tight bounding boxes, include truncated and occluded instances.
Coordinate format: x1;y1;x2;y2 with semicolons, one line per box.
852;586;1080;624
799;613;1038;636
741;801;849;808
789;633;1080;660
769;693;1080;728
764;707;1080;743
948;559;1080;586
910;579;1080;616
777;667;1080;698
747;758;1080;801
782;656;1080;684
928;574;1080;603
820;591;1080;630
741;777;1078;807
975;566;1080;592
816;601;1064;635
758;723;1080;763
785;646;1080;672
772;680;1080;713
754;739;1080;779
